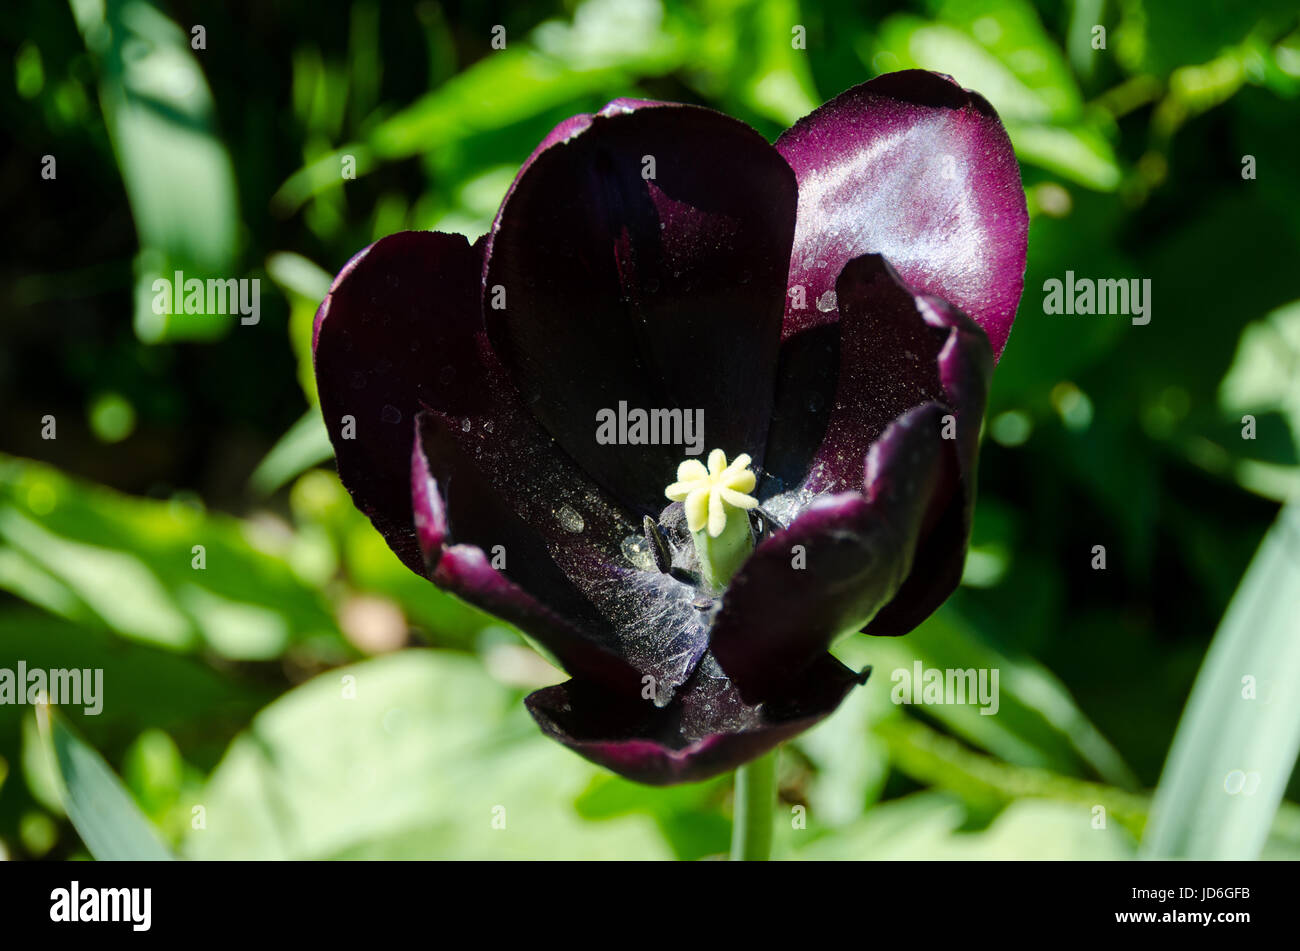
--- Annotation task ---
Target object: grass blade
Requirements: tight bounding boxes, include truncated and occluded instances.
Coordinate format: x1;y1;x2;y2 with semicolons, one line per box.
1141;501;1300;858
37;704;174;861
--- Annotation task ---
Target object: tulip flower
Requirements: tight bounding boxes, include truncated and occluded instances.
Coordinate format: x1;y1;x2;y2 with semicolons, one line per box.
313;70;1027;794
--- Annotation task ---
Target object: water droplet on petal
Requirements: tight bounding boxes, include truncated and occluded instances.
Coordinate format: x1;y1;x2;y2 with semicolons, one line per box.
381;404;402;424
461;418;472;432
556;505;584;533
483;420;495;434
816;290;837;312
620;534;655;570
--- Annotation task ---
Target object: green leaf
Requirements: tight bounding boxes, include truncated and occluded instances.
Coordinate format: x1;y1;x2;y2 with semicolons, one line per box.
1219;298;1300;446
275;0;688;212
249;411;333;496
289;470;494;645
183;651;668;859
878;714;1148;839
1141;501;1300;859
36;704;174;860
68;0;241;343
1005;120;1123;191
267;251;333;408
834;607;1140;788
1120;0;1298;77
868;3;1121;190
790;790;1134;860
0;454;344;660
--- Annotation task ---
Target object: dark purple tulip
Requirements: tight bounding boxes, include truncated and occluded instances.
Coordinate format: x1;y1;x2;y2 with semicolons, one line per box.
313;70;1027;785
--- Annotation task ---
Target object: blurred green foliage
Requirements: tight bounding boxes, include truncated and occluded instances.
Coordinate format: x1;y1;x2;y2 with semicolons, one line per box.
2;0;1299;859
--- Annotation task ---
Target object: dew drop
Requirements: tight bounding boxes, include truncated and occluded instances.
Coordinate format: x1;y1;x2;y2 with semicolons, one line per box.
381;404;402;424
556;505;584;533
483;420;495;434
816;290;838;312
461;418;472;432
620;534;655;570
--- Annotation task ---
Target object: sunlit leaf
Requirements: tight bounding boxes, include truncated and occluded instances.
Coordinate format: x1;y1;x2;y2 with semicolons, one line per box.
37;704;174;861
1141;501;1300;859
184;652;669;859
0;454;344;660
868;2;1122;190
68;0;241;342
249;411;333;496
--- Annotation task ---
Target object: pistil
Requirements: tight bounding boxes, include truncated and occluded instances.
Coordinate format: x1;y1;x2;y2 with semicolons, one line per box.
664;449;758;591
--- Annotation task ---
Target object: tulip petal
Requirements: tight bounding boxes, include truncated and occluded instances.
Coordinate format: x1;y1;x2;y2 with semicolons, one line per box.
864;286;993;638
526;653;868;785
776;69;1028;359
765;253;984;511
713;255;994;700
711;403;948;700
313;230;483;574
411;412;641;694
413;361;712;703
483;99;798;515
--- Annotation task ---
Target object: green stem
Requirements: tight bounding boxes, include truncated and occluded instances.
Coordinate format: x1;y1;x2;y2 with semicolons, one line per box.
730;748;777;861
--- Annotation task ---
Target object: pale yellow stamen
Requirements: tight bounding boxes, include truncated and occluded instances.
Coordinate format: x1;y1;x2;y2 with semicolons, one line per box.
664;449;759;537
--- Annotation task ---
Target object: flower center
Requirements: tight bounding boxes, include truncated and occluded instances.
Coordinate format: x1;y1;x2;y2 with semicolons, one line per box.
665;449;758;591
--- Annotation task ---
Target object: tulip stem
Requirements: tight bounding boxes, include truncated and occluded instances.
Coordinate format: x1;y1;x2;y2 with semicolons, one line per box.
730;748;776;861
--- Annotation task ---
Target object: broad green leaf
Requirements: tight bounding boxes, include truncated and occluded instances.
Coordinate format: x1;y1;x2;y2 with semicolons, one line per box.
794;666;894;825
37;704;174;860
0;454;343;660
184;651;668;859
1141;501;1300;859
575;772;730;860
790;791;1134;860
